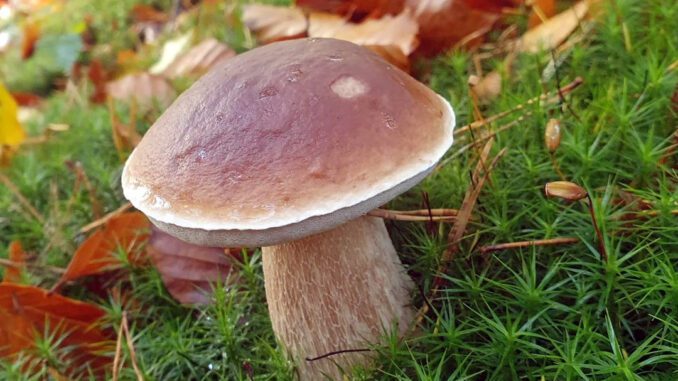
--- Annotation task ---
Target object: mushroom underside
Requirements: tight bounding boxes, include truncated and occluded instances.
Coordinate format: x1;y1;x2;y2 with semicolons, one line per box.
262;216;415;380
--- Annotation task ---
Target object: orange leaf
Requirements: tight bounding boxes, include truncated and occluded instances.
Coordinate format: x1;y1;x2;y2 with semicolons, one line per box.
528;0;556;28
518;0;589;53
53;212;150;291
131;4;168;23
88;60;108;104
9;92;42;107
407;0;501;55
147;227;241;305
0;283;111;377
3;241;26;283
21;22;40;60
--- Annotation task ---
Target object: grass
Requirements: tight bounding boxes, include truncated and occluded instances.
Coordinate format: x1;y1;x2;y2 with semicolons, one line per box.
1;0;677;379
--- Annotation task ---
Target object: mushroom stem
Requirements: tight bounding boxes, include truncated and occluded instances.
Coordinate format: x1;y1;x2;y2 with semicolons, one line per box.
262;216;415;380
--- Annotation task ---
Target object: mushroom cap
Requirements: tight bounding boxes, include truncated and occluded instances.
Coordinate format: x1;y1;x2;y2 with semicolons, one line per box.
122;38;455;247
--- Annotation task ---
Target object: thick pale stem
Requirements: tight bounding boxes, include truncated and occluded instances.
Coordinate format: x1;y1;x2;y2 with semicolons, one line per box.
262;216;415;380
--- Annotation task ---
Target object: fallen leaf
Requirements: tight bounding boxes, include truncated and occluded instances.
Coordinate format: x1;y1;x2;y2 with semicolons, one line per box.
21;22;40;60
9;92;42;107
131;4;169;23
468;70;502;104
406;0;501;55
528;0;557;28
52;212;150;291
106;72;176;110
308;10;418;56
364;44;410;71
147;227;241;305
242;4;308;43
162;38;236;79
295;0;405;18
0;283;111;377
3;241;26;283
87;59;107;104
0;82;25;166
518;0;589;53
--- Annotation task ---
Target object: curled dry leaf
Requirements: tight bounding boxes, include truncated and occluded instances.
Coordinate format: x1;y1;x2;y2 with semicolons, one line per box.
21;22;40;60
308;10;418;56
544;118;561;152
544;181;588;201
3;241;27;283
518;0;589;53
147;227;241;305
242;4;308;43
468;70;502;105
52;212;150;291
407;0;501;55
106;72;176;110
131;4;169;23
0;283;111;377
295;0;405;18
162;38;236;79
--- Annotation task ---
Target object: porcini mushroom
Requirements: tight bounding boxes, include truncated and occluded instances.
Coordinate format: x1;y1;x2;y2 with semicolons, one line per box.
122;38;455;380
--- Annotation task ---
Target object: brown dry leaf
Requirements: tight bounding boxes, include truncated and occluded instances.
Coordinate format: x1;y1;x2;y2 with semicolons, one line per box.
364;44;410;71
0;283;111;377
131;4;169;23
21;22;40;60
3;241;27;283
406;0;501;55
295;0;405;18
88;60;108;104
518;0;589;53
162;38;236;79
106;72;176;110
147;226;241;305
242;4;308;43
308;10;418;56
469;71;502;104
9;92;42;107
52;212;150;291
528;0;557;28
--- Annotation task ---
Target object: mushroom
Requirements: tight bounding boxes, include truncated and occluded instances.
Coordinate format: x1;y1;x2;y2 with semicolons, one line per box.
122;38;455;380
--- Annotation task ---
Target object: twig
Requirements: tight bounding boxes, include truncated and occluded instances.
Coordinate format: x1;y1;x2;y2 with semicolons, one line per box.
79;202;133;234
479;237;580;254
66;161;103;219
112;316;125;381
586;194;607;262
0;258;65;274
0;172;45;223
453;77;584;136
368;208;458;222
305;348;372;362
121;312;144;381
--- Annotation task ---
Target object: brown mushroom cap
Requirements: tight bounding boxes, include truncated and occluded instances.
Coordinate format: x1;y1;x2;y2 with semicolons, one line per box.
122;38;455;246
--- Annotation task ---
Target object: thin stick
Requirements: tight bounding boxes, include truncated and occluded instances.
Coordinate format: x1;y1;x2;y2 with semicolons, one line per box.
479;237;579;254
305;348;371;362
368;209;457;222
0;172;45;223
112;316;125;381
379;208;459;216
0;258;65;274
586;195;608;262
454;77;584;136
121;312;144;381
79;202;133;234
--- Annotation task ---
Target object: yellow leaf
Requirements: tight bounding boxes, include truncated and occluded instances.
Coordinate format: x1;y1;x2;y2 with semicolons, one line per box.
0;83;25;147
